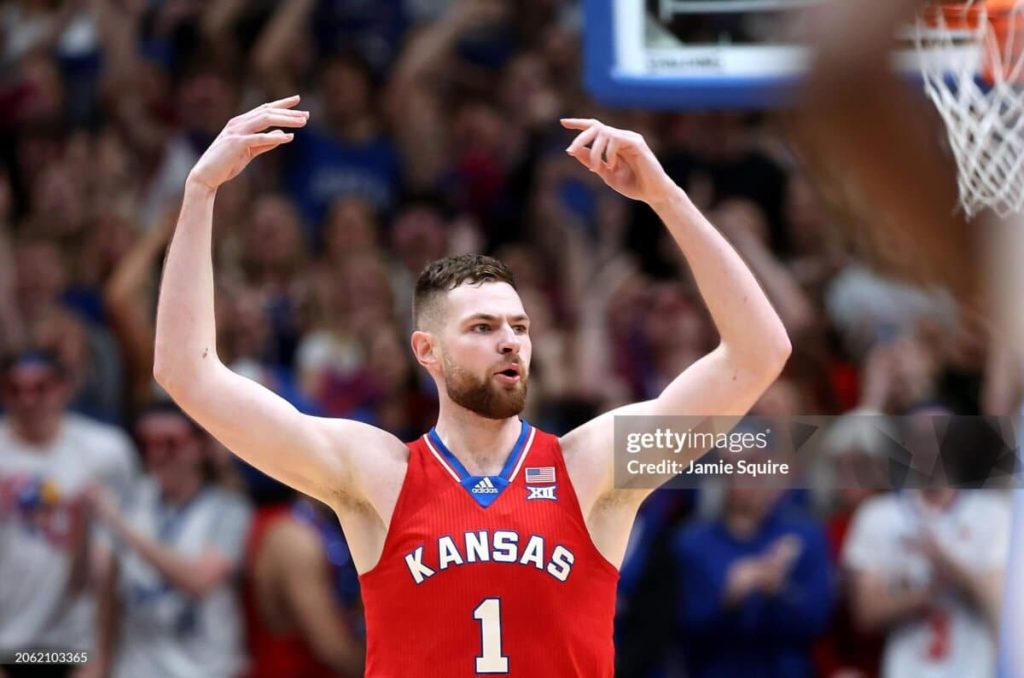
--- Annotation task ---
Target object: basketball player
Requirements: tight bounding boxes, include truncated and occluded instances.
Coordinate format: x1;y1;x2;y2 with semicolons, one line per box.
152;96;791;676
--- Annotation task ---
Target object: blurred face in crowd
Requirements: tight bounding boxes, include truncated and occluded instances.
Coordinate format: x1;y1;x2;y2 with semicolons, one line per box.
86;208;137;280
887;337;939;412
494;244;545;292
725;486;782;530
833;448;883;510
2;360;69;444
500;52;559;125
179;71;238;139
136;412;204;500
752;379;804;417
784;175;829;256
321;58;373;129
94;129;134;193
324;197;378;259
15;240;65;312
391;205;447;274
31;312;88;389
245;194;304;269
643;284;709;355
342;255;394;335
428;282;532;420
367;326;411;395
220;287;271;362
452;101;505;155
903;407;953;487
30;162;86;237
17;55;64;122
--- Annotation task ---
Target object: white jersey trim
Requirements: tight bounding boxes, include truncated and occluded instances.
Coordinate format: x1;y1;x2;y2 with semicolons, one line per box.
423;435;462;482
508;426;537;482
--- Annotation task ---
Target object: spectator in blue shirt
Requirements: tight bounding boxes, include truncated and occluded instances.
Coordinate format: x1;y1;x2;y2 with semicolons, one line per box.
673;485;833;678
253;3;402;234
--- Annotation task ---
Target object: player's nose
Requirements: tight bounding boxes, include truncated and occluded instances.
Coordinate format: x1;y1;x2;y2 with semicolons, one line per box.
496;325;521;355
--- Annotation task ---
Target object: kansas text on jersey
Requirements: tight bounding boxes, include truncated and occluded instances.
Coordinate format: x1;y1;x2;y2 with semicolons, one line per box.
358;421;618;677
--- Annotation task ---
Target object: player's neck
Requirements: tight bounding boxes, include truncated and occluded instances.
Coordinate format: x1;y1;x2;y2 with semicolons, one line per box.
433;404;523;477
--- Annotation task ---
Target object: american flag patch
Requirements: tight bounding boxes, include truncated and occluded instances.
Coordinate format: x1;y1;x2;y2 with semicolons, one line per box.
525;467;555;484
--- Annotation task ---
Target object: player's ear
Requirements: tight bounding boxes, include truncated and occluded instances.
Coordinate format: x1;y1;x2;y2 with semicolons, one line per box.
410;330;439;369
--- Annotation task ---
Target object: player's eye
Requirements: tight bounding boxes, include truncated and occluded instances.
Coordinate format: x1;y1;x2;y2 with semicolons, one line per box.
472;324;491;333
513;325;528;334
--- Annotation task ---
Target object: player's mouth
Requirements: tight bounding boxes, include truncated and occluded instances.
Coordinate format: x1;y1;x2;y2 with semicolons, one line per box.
493;364;522;384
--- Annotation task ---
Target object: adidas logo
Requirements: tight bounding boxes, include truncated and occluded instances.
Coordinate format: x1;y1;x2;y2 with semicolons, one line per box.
472;477;499;494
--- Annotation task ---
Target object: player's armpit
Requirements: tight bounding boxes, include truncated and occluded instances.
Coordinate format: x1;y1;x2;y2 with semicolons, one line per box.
164;360;406;507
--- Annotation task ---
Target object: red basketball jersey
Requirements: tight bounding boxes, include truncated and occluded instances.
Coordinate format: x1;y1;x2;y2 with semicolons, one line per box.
359;420;619;677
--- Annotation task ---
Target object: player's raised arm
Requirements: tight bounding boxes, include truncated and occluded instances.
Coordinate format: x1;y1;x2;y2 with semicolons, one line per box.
153;97;403;506
558;119;791;501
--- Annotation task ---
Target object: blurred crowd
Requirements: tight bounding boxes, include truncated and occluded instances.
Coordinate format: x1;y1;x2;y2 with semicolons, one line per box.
0;0;1016;677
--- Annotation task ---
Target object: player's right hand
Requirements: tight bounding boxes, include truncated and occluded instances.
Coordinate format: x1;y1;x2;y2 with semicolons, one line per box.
188;95;308;190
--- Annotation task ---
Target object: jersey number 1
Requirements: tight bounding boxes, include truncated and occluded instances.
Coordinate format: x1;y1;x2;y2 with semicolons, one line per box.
474;598;509;673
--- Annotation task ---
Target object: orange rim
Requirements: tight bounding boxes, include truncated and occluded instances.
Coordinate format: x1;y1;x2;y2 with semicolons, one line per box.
922;0;1024;83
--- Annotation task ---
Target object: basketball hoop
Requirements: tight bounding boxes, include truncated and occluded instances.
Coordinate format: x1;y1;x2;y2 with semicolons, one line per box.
915;0;1024;218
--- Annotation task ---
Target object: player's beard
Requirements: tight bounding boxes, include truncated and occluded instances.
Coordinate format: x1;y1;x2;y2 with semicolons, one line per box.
442;354;528;420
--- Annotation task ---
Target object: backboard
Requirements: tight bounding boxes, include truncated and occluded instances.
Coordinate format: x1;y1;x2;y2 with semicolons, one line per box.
583;0;983;109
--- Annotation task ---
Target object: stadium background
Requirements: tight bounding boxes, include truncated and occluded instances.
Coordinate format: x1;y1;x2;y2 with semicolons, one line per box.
0;0;1015;676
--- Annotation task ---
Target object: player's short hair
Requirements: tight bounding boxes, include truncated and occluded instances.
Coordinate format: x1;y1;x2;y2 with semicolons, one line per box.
413;254;517;330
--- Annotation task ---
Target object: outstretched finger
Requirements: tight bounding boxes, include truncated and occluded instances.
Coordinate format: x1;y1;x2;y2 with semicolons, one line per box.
560;118;598;130
248;131;295;156
566;125;600;157
262;94;302;110
241;111;309;134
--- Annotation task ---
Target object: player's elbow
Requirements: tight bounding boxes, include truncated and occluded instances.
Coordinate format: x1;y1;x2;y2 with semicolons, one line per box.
152;352;172;389
153;342;216;397
153;351;187;397
767;330;792;373
747;329;791;383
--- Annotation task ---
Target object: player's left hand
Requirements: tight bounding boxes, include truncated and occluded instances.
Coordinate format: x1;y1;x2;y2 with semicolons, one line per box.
561;118;677;205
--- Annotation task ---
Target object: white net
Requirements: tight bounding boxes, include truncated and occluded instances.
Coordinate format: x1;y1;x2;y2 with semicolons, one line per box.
915;0;1024;218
